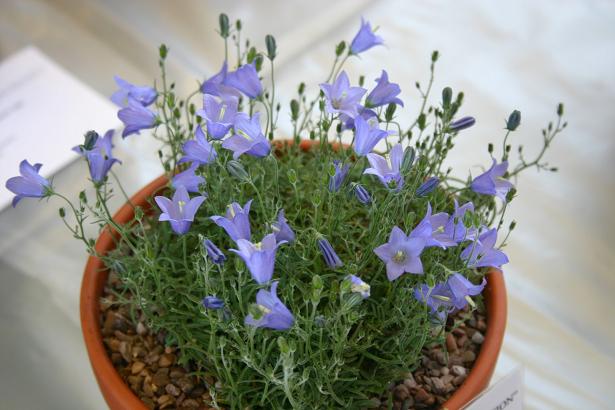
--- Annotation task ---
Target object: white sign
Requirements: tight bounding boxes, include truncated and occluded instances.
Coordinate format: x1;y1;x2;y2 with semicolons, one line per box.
0;46;119;209
463;366;524;410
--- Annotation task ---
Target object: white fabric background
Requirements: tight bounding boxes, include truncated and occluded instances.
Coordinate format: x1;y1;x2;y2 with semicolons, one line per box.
0;1;613;409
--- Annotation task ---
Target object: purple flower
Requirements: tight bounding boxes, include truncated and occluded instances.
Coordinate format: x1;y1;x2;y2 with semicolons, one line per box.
446;273;486;310
365;70;403;108
271;209;295;243
414;283;454;319
230;233;286;284
339;106;378;131
328;160;350;192
353;116;392;156
374;226;426;281
320;71;366;117
201;61;241;98
350;18;384;54
318;238;343;268
222;112;270;159
449;116;476;132
364;143;404;191
353;184;371;205
5;160;52;207
347;275;370;299
416;177;439;197
180;126;218;165
72;130;121;183
118;98;157;138
111;75;157;107
155;186;206;235
172;163;205;193
202;296;224;310
203;239;226;264
196;95;238;140
224;63;263;99
461;228;509;268
245;281;294;330
210;200;253;242
471;159;514;202
412;202;476;248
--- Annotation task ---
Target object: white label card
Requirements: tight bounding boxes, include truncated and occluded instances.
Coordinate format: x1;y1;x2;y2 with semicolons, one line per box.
463;366;524;410
0;46;119;209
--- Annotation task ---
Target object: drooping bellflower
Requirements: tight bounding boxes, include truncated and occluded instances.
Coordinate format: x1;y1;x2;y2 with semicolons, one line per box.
155;186;206;235
339;106;378;131
413;283;454;320
353;184;371;205
471;159;514;202
210;200;253;242
172;162;205;193
364;143;404;191
5;160;52;207
318;238;343;268
271;210;295;243
202;296;224;310
349;18;384;55
203;238;226;264
328;160;350;192
347;275;370;299
353;116;391;156
416;177;439;197
446;273;486;310
72;129;121;183
224;63;263;99
118;98;157;138
461;228;509;268
111;75;157;107
320;71;366;117
230;233;286;284
374;226;426;281
449;116;476;132
245;281;294;330
201;60;241;98
412;202;476;248
179;126;218;165
197;94;238;140
365;70;403;108
222;112;270;159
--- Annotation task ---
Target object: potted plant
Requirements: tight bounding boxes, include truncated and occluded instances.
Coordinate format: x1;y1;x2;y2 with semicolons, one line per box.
5;13;565;410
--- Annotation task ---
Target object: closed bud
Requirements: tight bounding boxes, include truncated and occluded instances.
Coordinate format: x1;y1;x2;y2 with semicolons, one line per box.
557;103;564;117
83;130;99;150
417;113;427;130
506;110;521;131
309;130;316;140
488;143;494;154
506;187;517;203
401;146;416;173
319;99;325;111
312;274;324;290
134;206;144;221
509;220;517;231
246;47;257;64
265;34;277;60
353;184;371;205
442;87;453;109
416;177;439;197
159;44;168;59
218;14;230;38
277;336;290;354
431;50;439;62
335;41;346;56
290;99;300;121
359;75;365;87
298;82;305;95
287;169;297;184
235;19;242;31
449;116;475;132
79;190;88;204
385;103;396;122
254;54;264;71
59;207;66;218
327;163;336;177
227;160;249;181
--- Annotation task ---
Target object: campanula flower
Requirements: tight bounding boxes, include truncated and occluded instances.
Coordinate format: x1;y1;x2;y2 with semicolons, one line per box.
374;226;426;281
347;275;370;299
172;163;205;193
203;238;226;264
111;75;157;107
155;186;206;235
118;98;157;138
320;71;366;117
210;200;253;242
202;296;224;310
449;116;476;132
353;184;371;205
245;281;294;330
412;202;476;248
318;238;343;268
5;160;52;207
364;143;404;191
201;60;241;98
353;116;392;156
72;129;121;183
224;63;263;99
446;273;486;310
416;177;439;197
271;209;295;243
179;126;218;165
222;112;270;159
230;233;286;284
328;160;350;192
461;228;509;268
196;94;238;140
349;18;384;54
471;159;514;202
365;70;403;108
339;106;378;131
413;283;454;321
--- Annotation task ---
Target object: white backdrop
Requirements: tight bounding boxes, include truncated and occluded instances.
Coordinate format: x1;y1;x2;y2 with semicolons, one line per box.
0;1;614;409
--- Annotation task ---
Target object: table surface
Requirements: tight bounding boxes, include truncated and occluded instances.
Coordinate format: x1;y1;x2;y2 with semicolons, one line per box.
1;1;614;409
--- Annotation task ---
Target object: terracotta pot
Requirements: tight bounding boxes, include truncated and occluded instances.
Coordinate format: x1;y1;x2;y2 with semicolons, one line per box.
80;141;506;410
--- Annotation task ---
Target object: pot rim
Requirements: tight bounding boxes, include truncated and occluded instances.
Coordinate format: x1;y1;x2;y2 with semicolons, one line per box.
80;140;506;410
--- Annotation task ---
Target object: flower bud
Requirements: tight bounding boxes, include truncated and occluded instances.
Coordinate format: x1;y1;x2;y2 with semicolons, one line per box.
159;44;168;59
442;87;452;109
277;336;290;354
557;103;564;117
416;177;439;197
401;146;416;173
287;169;297;184
318;238;343;268
449;116;475;132
58;207;66;218
290;99;300;121
83;130;99;150
353;184;371;205
202;296;224;310
227;160;249;181
506;110;521;131
203;239;226;264
247;47;257;64
335;41;346;57
265;34;277;60
431;50;439;62
218;13;230;38
385;103;396;122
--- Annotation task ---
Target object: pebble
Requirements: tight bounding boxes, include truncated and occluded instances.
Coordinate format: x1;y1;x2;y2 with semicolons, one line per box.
393;384;409;400
152;368;170;387
472;331;485;344
431;377;446;394
158;353;176;368
131;361;145;375
451;365;467;377
462;350;476;363
445;333;458;353
414;387;431;403
165;383;181;397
